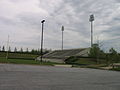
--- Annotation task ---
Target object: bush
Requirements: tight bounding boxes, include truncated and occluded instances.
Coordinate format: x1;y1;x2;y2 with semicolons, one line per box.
110;67;120;71
65;56;96;65
65;56;78;64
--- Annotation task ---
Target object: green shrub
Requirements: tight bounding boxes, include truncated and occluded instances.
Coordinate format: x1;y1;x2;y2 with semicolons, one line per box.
110;67;120;71
65;56;78;64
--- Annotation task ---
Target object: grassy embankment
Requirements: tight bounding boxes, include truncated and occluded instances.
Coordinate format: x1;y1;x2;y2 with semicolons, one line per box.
66;56;120;71
0;52;54;66
110;68;120;71
0;52;119;70
0;52;38;60
0;57;55;66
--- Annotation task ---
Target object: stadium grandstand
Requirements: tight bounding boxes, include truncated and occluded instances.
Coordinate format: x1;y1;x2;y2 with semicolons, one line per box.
36;48;90;63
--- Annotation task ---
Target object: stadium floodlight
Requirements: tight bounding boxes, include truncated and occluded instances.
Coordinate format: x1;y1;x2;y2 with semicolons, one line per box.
61;26;64;50
89;14;95;47
40;20;45;62
89;14;94;22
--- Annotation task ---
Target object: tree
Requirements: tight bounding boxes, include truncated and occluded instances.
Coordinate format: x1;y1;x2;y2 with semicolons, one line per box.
31;49;39;54
20;48;23;53
89;44;105;64
2;46;5;52
109;48;119;63
31;49;35;54
14;47;17;52
26;48;29;53
8;46;11;52
37;48;40;54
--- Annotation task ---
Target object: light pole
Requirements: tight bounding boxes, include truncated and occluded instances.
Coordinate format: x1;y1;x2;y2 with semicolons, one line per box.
61;26;64;50
89;14;95;47
6;35;9;60
40;20;45;62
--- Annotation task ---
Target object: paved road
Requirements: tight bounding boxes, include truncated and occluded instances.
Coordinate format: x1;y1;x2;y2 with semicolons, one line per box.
0;64;120;90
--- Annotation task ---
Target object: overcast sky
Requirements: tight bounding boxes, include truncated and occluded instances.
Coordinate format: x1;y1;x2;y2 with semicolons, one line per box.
0;0;120;51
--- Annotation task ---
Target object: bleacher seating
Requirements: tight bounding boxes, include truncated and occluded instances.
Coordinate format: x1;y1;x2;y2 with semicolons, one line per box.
36;48;90;63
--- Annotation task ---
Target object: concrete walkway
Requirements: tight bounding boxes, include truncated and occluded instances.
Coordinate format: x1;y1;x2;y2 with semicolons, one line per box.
0;64;120;90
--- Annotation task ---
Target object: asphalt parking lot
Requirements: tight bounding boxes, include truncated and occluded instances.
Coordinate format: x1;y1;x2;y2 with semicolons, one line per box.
0;64;120;90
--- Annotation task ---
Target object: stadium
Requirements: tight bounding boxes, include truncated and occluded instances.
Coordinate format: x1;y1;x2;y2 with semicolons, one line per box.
36;48;90;63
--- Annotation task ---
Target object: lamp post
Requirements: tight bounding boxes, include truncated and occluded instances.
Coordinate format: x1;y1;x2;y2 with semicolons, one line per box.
40;20;45;62
6;35;9;60
89;14;95;47
61;26;64;50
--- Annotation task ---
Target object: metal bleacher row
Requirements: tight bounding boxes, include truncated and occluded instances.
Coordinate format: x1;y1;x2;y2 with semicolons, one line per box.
43;48;87;59
36;48;90;63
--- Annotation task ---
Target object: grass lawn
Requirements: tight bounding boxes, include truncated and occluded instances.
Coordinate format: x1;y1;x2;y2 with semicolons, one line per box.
0;52;38;60
75;58;96;65
110;67;120;71
0;57;54;66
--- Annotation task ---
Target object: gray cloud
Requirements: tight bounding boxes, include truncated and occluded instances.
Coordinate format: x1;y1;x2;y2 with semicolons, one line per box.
0;0;120;52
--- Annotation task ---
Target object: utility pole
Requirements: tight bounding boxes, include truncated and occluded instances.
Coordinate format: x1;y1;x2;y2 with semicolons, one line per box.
89;14;95;47
6;35;9;60
40;20;45;62
61;26;64;50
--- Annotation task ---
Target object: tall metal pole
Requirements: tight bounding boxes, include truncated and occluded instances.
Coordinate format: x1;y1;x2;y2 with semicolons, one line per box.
40;20;45;62
6;35;9;60
61;26;64;50
91;21;93;47
89;14;94;47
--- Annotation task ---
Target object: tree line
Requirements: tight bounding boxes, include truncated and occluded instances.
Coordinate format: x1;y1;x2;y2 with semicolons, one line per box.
89;44;120;65
0;46;51;55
